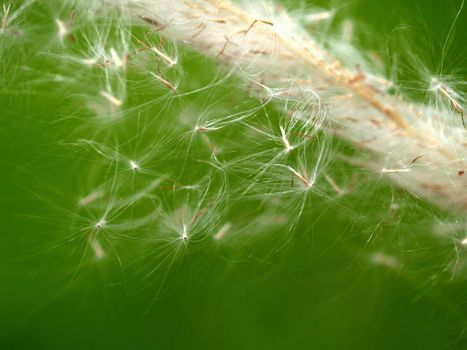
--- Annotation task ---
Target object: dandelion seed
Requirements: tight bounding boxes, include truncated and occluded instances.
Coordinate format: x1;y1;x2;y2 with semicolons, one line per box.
78;190;103;206
431;78;465;128
214;223;231;240
182;224;188;241
180;185;199;190
390;203;400;220
191;208;208;225
91;239;105;260
1;4;10;32
324;174;342;194
200;134;220;154
150;46;177;66
100;91;123;107
149;72;177;92
462;237;467;246
55;16;74;40
288;166;312;188
140;15;167;31
55;19;66;36
304;10;334;24
123;178;165;205
129;160;139;171
372;252;401;270
109;48;125;68
279;125;294;153
341;19;354;43
194;125;219;132
95;218;106;229
82;57;98;66
381;168;410;174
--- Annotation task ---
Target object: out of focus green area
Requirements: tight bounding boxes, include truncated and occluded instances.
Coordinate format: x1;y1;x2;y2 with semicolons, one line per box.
0;0;466;349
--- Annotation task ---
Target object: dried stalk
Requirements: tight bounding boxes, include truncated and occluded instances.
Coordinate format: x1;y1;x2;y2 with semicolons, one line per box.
111;0;467;212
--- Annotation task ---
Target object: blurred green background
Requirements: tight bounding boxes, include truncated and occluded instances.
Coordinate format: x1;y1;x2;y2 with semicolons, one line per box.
1;0;466;349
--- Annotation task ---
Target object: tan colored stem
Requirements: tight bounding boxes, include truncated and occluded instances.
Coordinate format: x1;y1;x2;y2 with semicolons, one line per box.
115;0;466;212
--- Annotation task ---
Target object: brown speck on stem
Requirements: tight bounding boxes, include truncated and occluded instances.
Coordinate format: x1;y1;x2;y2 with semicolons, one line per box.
211;18;228;24
408;155;423;166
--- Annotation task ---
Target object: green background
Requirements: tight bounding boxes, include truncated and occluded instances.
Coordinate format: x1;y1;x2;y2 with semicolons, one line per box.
1;0;466;349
